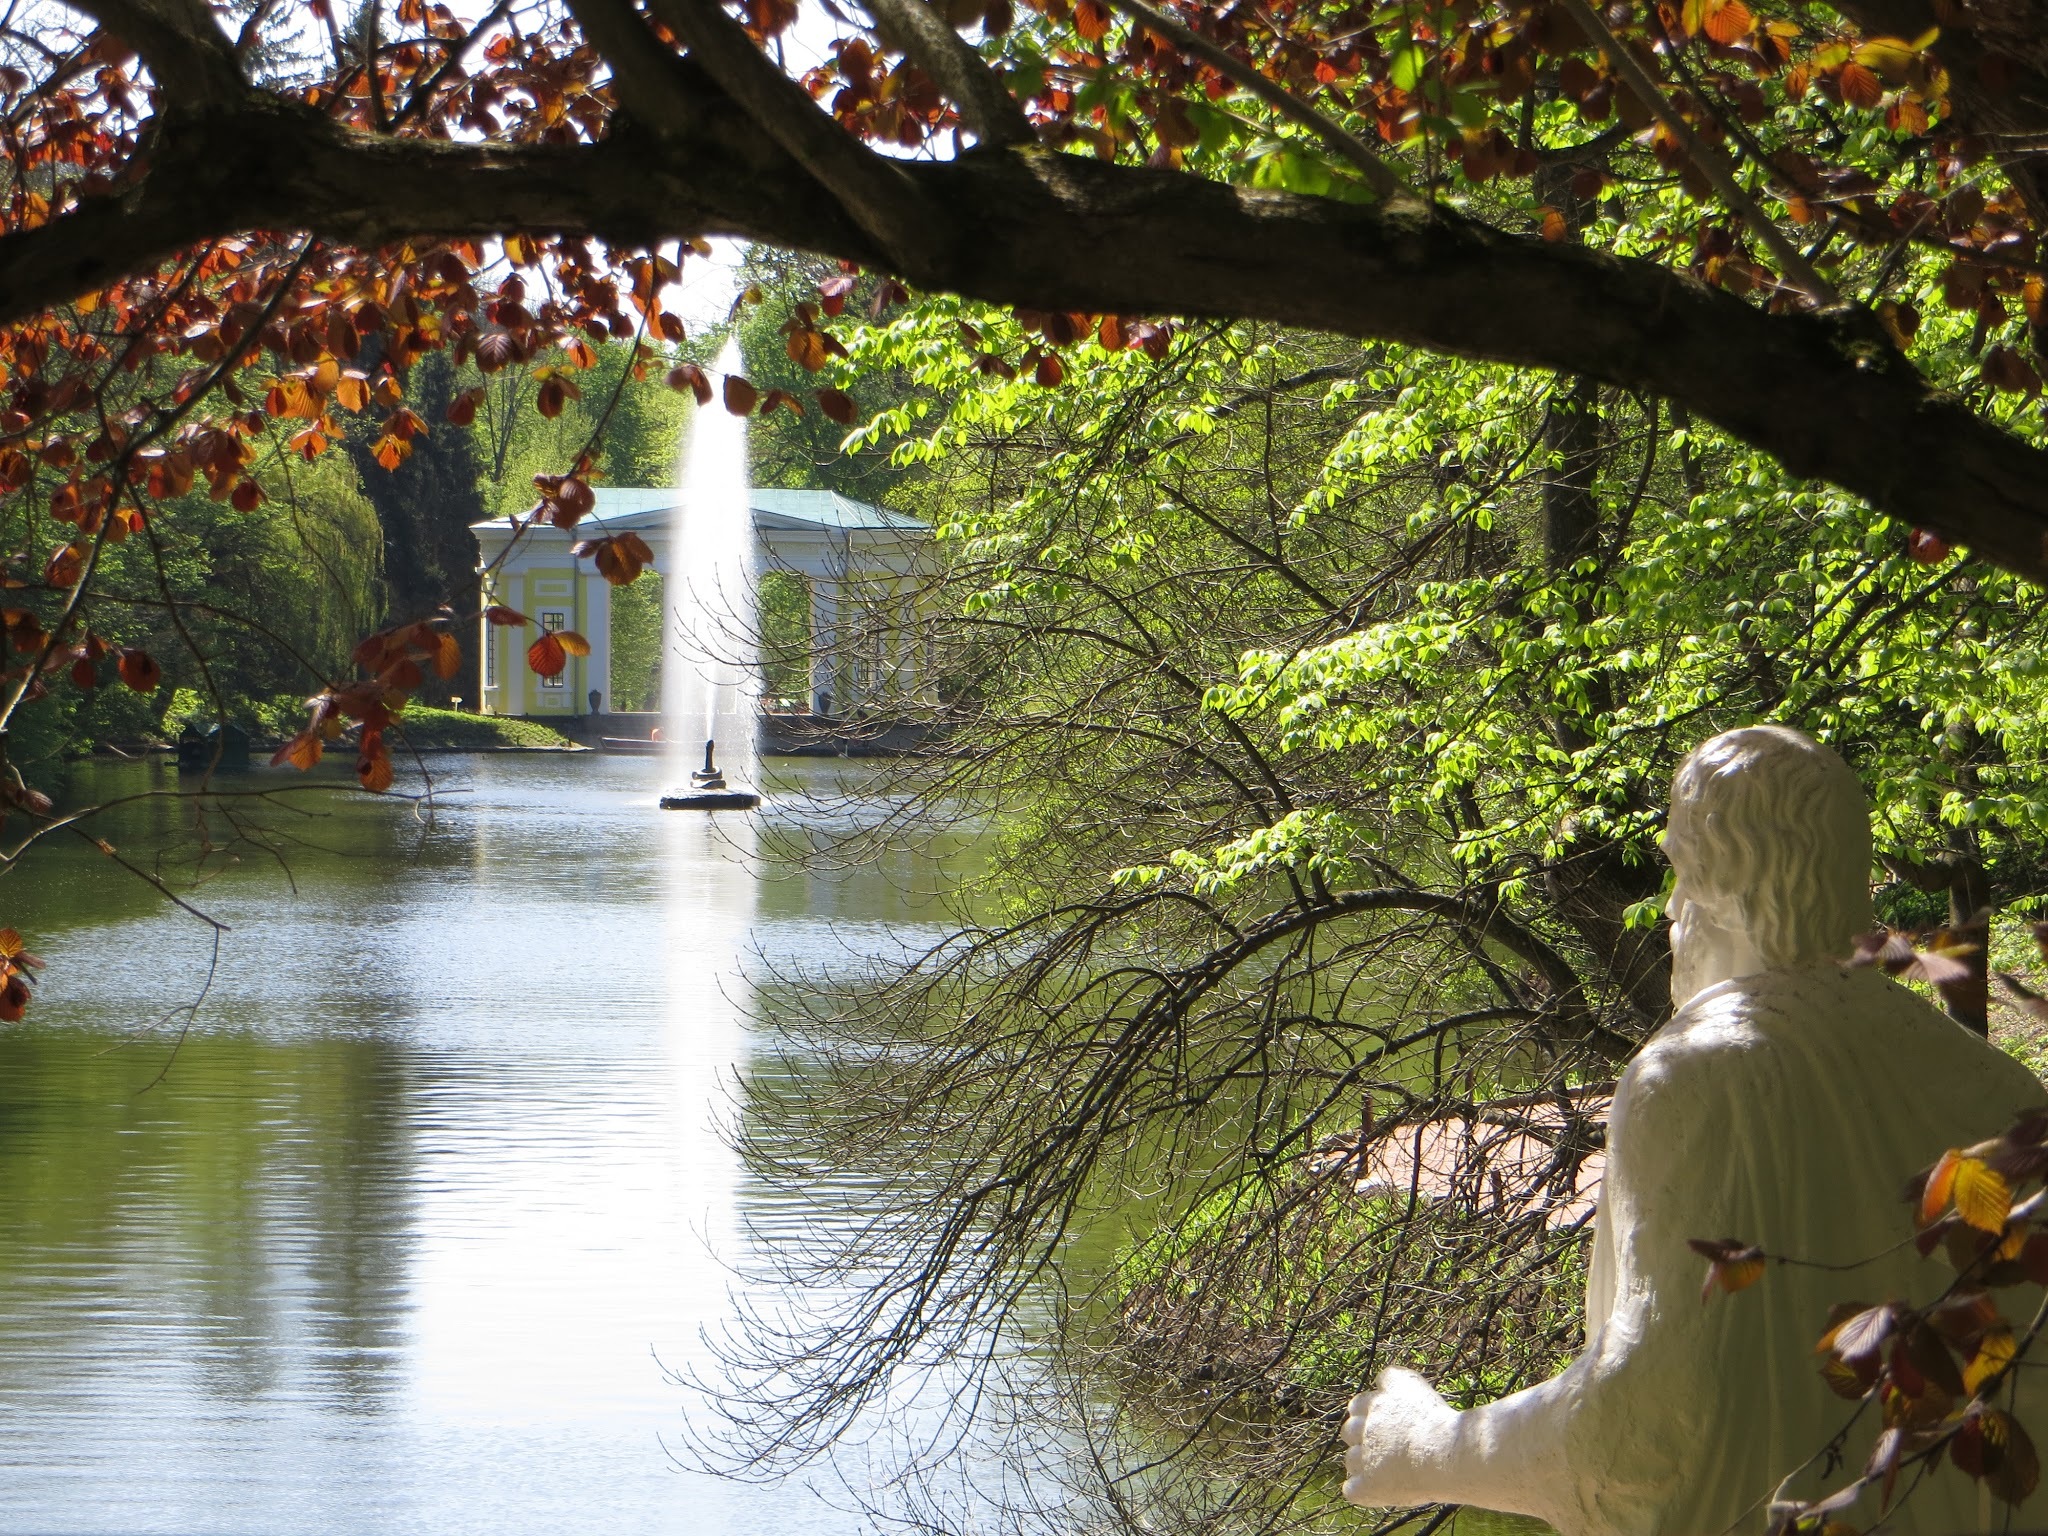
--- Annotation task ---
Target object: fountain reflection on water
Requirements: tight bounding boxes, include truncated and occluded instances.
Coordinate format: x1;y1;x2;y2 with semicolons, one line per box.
660;337;761;812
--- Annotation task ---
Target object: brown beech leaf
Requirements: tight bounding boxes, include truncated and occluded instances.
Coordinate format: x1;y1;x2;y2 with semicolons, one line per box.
272;730;324;771
817;388;858;425
357;736;395;793
1907;528;1951;564
723;374;759;415
2001;970;2048;1022
432;630;461;679
1827;1302;1897;1367
1954;1155;2013;1234
484;605;531;626
578;532;655;586
527;632;567;676
116;647;161;692
1702;0;1752;45
1920;1147;1962;1227
667;363;713;405
1688;1236;1766;1301
554;629;591;658
1839;61;1884;109
1984;344;2043;396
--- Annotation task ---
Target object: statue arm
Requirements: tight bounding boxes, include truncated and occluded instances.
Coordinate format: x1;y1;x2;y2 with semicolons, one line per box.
1343;1042;1714;1529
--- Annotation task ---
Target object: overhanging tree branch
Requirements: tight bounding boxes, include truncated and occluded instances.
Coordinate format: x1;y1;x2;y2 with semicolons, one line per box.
3;91;2047;583
566;0;711;139
860;0;1034;149
638;0;946;274
70;0;245;111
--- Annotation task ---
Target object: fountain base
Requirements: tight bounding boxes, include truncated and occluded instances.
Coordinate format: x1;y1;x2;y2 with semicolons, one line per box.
660;790;761;811
661;737;758;808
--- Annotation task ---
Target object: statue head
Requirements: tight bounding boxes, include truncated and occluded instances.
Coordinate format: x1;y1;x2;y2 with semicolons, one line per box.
1665;726;1873;1007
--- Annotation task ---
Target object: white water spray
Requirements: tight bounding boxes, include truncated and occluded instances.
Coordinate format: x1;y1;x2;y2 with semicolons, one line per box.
664;337;759;794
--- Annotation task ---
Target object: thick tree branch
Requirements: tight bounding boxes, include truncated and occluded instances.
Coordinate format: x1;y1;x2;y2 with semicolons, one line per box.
566;0;710;138
6;98;2048;585
69;0;244;111
637;0;946;276
860;0;1033;148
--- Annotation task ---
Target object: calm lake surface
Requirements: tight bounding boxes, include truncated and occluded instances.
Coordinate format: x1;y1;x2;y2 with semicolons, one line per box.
0;752;977;1535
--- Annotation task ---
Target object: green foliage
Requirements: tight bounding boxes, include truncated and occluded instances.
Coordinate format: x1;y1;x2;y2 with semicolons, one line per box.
758;570;811;704
734;247;922;506
469;340;690;517
849;301;2048;931
608;570;664;712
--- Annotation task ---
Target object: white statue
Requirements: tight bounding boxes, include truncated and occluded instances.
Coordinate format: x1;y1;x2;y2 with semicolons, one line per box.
1341;726;2046;1536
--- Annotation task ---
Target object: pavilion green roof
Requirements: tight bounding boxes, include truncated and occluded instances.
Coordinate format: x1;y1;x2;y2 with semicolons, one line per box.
470;486;923;534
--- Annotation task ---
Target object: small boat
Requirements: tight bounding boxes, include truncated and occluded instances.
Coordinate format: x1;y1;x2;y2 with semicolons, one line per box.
599;737;664;756
177;722;251;772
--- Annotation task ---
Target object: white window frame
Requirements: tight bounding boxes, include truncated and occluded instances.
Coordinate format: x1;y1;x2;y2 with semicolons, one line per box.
538;609;568;689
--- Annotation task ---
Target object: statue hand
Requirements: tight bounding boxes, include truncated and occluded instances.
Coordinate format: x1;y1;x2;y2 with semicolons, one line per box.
1341;1367;1460;1508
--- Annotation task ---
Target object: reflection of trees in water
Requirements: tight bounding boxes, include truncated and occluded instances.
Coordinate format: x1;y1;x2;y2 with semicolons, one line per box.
0;1030;415;1412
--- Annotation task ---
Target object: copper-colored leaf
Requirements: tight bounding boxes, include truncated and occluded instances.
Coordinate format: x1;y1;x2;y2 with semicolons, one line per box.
484;605;531;626
554;629;591;658
1702;0;1752;45
1921;1148;1962;1227
723;374;759;415
1689;1236;1766;1301
1954;1156;2013;1234
432;630;461;679
116;647;161;693
667;363;713;405
817;388;858;425
272;730;324;772
1907;528;1951;564
1839;61;1884;109
357;738;395;793
527;632;567;676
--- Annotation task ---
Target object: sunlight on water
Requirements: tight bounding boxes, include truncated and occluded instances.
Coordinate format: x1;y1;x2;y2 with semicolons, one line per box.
0;756;947;1535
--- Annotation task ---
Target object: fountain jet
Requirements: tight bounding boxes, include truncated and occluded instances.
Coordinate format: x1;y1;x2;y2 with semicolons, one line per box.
661;337;761;812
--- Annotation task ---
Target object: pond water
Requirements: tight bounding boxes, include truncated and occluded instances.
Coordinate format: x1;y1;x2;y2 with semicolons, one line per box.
0;753;976;1535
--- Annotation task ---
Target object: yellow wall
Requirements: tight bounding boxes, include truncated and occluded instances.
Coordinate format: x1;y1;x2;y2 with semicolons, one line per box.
480;565;593;717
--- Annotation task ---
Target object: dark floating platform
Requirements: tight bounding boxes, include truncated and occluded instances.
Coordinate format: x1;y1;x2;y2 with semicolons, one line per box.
659;790;762;811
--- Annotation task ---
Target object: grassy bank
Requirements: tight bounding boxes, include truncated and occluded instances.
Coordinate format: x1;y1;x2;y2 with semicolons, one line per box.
393;708;582;750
